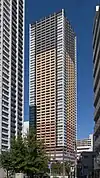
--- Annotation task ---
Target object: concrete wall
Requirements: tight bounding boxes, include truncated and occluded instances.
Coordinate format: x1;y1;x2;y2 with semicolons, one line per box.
0;168;6;178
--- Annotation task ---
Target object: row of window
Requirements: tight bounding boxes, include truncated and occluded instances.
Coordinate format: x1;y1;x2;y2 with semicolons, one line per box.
37;56;55;60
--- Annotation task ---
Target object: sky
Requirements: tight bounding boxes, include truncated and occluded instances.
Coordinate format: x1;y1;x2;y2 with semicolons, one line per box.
24;0;99;139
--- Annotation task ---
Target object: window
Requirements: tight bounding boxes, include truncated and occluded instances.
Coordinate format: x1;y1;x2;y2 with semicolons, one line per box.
84;166;88;169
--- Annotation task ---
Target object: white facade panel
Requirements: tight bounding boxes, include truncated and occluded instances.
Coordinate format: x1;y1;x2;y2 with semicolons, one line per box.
0;0;24;150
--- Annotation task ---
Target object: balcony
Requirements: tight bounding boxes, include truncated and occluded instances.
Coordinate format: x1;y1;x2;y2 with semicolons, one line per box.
94;79;100;106
94;62;100;91
11;127;16;134
93;22;100;60
94;135;100;150
18;116;22;121
94;97;100;121
11;122;16;128
94;117;100;134
93;45;100;74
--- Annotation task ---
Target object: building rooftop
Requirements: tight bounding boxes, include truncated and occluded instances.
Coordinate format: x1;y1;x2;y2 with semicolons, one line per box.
96;5;100;12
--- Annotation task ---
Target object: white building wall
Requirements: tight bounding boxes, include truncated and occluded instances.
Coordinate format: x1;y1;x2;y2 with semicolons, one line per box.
56;9;67;147
23;121;29;137
77;134;93;159
0;0;24;150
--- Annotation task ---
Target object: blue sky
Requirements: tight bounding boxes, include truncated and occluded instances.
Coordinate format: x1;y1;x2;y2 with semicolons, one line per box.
24;0;98;139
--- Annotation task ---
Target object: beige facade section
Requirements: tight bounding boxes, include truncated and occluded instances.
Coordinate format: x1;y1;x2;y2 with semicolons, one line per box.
66;53;76;153
36;49;56;149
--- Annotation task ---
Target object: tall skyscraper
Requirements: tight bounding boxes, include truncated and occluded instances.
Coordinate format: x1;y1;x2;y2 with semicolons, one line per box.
93;5;100;174
29;9;77;161
0;0;24;151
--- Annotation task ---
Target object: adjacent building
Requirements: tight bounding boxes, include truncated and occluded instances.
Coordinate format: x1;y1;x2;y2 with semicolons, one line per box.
23;121;29;137
77;152;95;178
29;9;77;161
0;0;24;151
77;134;93;159
93;5;100;176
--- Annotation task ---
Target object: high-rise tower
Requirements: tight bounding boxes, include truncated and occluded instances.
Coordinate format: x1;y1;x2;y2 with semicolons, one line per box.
0;0;24;150
29;9;77;161
93;5;100;175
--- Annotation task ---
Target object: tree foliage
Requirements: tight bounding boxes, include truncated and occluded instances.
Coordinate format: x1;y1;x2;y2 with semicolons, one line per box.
51;161;61;175
65;161;71;176
0;130;49;178
0;150;13;178
51;161;71;176
23;129;49;177
11;135;27;173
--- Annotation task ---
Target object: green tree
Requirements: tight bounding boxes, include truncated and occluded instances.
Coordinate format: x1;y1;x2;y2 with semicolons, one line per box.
64;161;71;177
51;161;62;176
11;135;27;174
24;129;49;177
0;150;13;178
51;161;71;177
0;130;49;178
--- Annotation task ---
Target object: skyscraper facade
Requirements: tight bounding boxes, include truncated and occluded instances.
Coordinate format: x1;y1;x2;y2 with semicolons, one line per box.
29;9;77;161
93;5;100;175
0;0;24;151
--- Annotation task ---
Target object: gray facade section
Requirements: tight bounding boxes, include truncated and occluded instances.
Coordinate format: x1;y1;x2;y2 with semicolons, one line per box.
93;6;100;170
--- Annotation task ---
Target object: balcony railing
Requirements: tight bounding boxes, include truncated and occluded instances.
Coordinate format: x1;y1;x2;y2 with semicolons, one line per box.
94;97;100;121
94;135;100;149
94;117;100;134
94;79;100;106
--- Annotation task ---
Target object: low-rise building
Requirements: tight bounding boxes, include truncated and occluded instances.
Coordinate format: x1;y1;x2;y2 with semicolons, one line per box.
77;134;93;159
